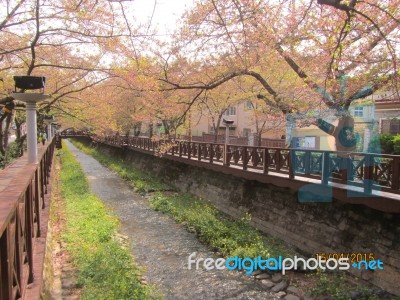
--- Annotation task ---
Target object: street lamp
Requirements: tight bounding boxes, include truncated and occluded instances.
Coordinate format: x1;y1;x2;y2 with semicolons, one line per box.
222;118;234;144
222;118;234;166
11;76;49;164
43;115;54;140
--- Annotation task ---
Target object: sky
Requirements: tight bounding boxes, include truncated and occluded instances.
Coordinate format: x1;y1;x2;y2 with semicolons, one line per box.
130;0;196;37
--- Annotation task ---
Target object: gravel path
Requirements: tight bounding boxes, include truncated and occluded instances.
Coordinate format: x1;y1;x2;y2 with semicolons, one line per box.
65;141;276;299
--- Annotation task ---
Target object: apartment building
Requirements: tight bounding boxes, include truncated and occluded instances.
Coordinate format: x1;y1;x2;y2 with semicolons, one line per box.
190;101;285;145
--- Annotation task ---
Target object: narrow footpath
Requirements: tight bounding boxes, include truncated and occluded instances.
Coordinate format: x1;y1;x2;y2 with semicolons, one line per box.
65;140;277;299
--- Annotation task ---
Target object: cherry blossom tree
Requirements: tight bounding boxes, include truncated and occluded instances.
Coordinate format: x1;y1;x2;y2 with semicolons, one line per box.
159;0;399;150
0;0;156;157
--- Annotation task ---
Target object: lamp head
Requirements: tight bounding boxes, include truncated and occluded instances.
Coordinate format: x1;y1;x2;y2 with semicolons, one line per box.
223;119;234;125
13;76;46;91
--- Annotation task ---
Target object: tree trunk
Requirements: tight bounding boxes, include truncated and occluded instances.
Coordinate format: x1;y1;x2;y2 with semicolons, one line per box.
0;121;4;155
214;115;223;143
3;114;13;150
15;119;25;156
133;122;141;136
149;123;153;138
257;133;262;147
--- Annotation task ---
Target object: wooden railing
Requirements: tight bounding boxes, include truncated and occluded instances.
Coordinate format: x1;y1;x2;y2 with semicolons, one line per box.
59;131;90;138
96;135;400;195
0;139;55;300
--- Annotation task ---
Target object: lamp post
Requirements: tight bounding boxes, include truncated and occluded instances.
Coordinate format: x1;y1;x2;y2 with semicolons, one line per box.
11;76;49;164
222;118;234;144
222;118;234;166
50;122;57;139
43;116;54;140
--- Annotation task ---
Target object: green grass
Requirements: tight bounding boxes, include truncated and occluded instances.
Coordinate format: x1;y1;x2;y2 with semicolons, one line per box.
59;144;155;300
150;192;290;259
71;139;170;193
310;270;380;300
70;138;292;261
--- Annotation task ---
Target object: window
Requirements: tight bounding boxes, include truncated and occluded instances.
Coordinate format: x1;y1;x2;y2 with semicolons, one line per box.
293;136;317;149
380;119;400;134
244;101;253;110
223;106;236;116
390;119;400;134
304;136;316;148
354;106;364;117
243;128;251;137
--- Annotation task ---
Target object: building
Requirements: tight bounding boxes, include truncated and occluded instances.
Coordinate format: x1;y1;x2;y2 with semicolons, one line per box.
376;99;400;134
190;101;286;145
291;91;400;151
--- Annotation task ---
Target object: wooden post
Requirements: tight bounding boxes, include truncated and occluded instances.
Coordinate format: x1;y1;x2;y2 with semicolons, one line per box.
243;147;248;170
26;186;34;282
304;150;311;175
275;150;281;172
364;154;373;194
321;151;330;185
198;143;201;161
224;144;230;166
263;148;269;174
392;157;400;191
288;149;294;179
0;227;11;300
340;157;348;183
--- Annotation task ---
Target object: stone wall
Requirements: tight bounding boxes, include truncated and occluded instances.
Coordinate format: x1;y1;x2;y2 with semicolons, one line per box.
95;141;400;295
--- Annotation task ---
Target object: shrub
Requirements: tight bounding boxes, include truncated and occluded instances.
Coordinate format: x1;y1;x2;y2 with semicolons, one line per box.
392;134;400;154
368;133;394;154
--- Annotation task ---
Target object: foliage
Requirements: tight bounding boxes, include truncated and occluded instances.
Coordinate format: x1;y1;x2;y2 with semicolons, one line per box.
59;145;154;299
0;141;23;169
0;0;152;146
310;270;352;300
150;192;291;259
70;139;170;193
368;133;400;154
392;135;400;154
310;270;380;300
159;0;400;149
1;0;399;148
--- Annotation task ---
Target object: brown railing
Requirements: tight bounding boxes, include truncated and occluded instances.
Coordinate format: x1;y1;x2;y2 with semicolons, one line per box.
59;131;90;138
0;138;55;300
96;136;400;195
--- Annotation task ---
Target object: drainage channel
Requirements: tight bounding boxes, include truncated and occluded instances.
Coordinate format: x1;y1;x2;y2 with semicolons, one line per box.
65;140;279;300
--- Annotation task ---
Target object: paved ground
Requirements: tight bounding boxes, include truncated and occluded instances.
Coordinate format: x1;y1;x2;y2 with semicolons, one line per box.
65;140;277;299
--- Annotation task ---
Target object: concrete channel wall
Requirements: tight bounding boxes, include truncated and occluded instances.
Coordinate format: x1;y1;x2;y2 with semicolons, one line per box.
89;139;400;295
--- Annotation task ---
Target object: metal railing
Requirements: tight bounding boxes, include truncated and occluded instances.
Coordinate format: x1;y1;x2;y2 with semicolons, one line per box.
0;138;55;300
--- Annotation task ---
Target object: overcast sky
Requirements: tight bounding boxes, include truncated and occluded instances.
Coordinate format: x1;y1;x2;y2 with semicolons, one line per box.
130;0;195;37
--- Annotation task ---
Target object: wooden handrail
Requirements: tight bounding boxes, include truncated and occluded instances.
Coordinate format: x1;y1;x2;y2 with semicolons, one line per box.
96;135;400;195
0;138;55;300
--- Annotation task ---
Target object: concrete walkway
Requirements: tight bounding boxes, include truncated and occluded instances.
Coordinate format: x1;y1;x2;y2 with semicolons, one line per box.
65;141;275;299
